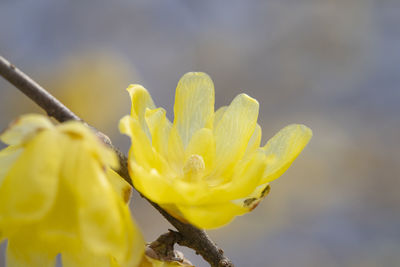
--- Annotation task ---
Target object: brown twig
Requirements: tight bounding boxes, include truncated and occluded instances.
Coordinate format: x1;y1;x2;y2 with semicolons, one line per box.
0;55;234;267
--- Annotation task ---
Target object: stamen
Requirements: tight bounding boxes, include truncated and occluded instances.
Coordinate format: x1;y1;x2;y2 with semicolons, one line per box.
183;154;205;181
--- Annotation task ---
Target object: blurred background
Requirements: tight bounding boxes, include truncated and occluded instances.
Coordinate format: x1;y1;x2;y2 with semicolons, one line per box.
1;0;400;266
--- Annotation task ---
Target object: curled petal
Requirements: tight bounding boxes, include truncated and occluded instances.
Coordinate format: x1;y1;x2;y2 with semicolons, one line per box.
261;124;312;183
214;93;259;177
244;124;262;157
0;114;53;145
145;108;172;159
127;84;156;139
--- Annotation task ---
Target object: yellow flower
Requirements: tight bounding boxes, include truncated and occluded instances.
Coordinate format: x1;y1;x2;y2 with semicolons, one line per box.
0;114;144;267
120;72;312;229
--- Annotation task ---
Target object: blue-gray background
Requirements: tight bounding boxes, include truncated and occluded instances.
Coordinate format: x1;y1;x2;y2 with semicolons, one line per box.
1;1;400;266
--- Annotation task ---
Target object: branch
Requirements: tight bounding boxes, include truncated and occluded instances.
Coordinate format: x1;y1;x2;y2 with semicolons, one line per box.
0;55;234;267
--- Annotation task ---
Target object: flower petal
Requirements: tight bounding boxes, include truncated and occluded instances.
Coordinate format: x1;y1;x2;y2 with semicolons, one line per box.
213;106;227;129
57;121;119;169
202;149;266;204
232;184;271;211
173;72;214;147
62;250;114;267
145;108;172;159
244;124;262;157
0;146;23;186
107;168;132;203
0;114;53;145
127;84;156;139
177;201;247;229
0;130;61;225
7;235;56;267
73;144;126;257
214;93;259;177
261;124;312;183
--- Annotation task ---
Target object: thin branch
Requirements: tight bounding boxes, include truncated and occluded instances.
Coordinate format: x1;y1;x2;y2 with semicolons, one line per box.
0;55;234;267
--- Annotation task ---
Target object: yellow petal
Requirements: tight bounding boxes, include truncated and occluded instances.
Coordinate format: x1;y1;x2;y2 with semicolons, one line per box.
0;146;23;186
164;150;266;206
232;184;271;211
0;114;53;145
201;149;266;205
0;130;61;225
72;145;126;256
177;201;247;229
167;126;185;174
129;163;183;204
120;116;169;173
244;124;262;157
36;170;80;251
261;124;312;183
145;108;172;158
107;168;132;203
127;84;156;139
213;106;227;129
7;235;56;267
116;202;145;267
62;250;115;267
57;121;119;169
214;93;259;176
173;72;214;147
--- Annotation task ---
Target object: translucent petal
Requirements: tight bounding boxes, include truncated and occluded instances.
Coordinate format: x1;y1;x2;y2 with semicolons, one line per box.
261;124;312;183
145;108;172;159
71;144;126;256
173;72;214;147
0;114;53;145
127;84;156;139
244;124;262;157
213;106;227;129
214;93;259;176
177;201;247;229
167;126;185;173
0;130;61;224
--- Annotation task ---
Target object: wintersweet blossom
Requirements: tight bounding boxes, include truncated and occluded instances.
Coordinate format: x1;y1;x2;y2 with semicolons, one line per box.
120;72;312;229
0;114;143;267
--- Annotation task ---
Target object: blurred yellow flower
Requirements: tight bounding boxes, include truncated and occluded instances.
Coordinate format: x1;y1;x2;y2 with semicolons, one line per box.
120;72;312;229
0;114;143;267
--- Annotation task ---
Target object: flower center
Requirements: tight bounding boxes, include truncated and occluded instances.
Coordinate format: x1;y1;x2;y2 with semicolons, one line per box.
183;154;205;181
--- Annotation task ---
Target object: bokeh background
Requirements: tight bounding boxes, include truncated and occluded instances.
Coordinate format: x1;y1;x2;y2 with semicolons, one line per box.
1;1;400;266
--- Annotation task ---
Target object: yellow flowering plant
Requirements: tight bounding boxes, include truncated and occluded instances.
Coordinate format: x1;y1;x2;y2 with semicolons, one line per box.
120;72;312;229
0;114;144;267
